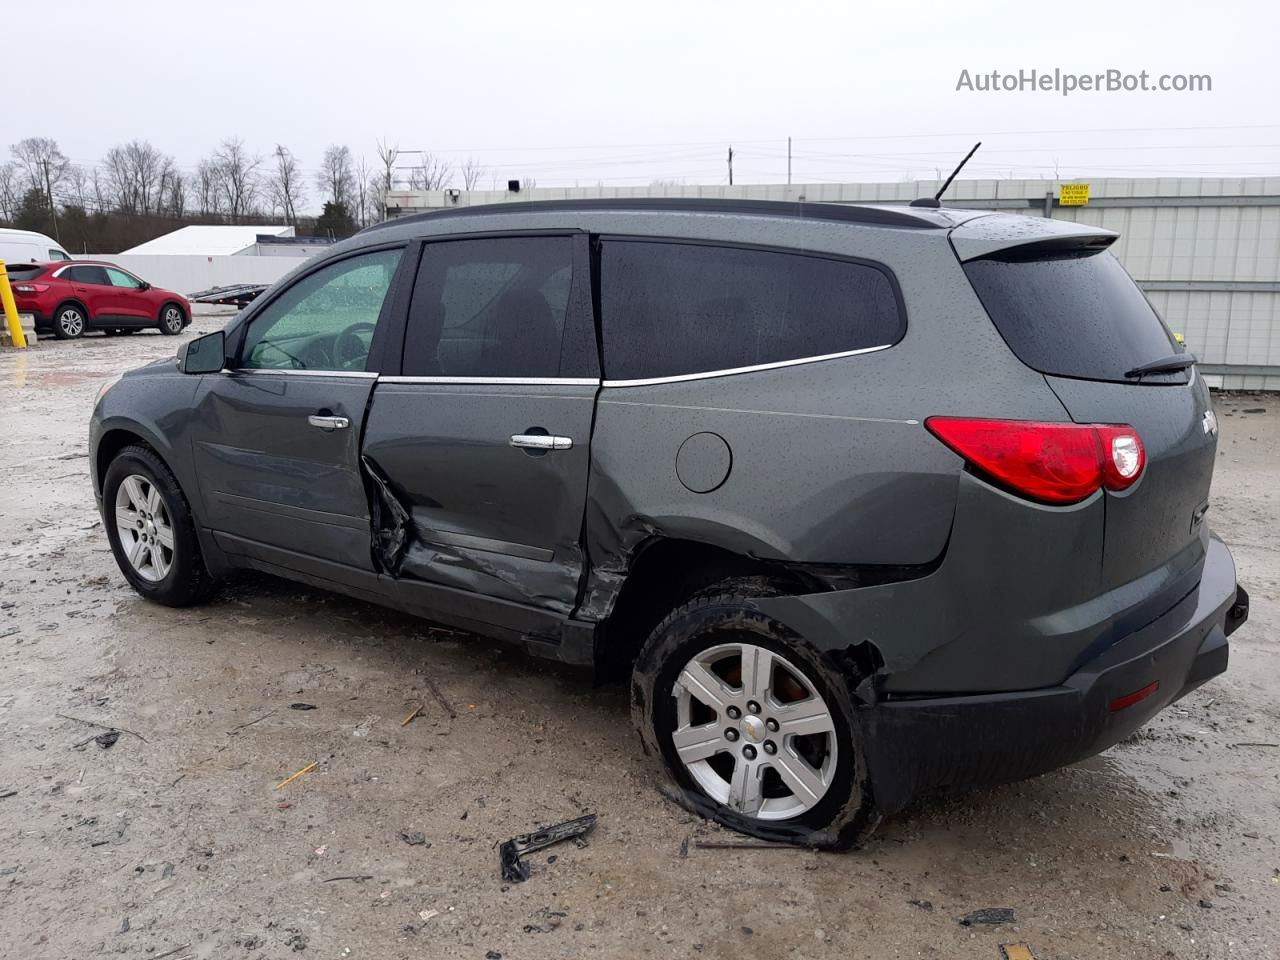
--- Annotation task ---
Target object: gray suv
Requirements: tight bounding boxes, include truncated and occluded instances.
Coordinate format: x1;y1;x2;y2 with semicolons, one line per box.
90;198;1249;847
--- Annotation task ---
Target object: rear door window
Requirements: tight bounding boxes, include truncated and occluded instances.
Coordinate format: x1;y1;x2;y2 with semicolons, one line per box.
963;249;1182;383
598;240;903;381
68;265;111;285
403;236;596;378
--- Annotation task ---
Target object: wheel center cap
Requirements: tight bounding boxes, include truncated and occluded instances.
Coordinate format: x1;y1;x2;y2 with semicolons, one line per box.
740;714;766;743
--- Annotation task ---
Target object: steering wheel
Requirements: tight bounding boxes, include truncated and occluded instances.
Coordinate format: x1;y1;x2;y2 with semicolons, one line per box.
332;322;377;371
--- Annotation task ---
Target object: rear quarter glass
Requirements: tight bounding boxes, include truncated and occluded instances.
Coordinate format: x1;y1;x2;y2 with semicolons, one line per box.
964;249;1182;383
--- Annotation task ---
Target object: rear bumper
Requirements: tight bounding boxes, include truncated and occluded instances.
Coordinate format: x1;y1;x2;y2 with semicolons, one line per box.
863;536;1245;815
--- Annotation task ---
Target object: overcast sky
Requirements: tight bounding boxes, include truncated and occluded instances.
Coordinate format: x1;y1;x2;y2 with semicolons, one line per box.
14;0;1280;202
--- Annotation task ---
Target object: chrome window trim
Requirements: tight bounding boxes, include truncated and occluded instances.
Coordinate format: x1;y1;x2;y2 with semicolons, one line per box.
380;375;600;386
222;368;379;379
601;343;893;388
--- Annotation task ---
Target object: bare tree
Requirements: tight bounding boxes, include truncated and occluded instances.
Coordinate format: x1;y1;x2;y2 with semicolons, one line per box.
212;138;262;222
10;137;68;237
103;140;174;216
316;144;355;210
354;156;371;227
407;152;453;191
460;157;485;191
375;138;400;193
267;145;304;224
1;161;25;221
162;168;186;218
195;159;223;216
366;170;388;224
64;165;94;209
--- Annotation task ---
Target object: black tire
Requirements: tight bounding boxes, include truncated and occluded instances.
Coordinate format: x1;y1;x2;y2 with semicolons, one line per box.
158;303;186;335
52;303;87;340
631;577;878;849
102;444;216;606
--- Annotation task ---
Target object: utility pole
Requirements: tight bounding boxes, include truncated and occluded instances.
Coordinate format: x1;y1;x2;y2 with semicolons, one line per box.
727;145;734;186
41;157;60;242
787;137;792;186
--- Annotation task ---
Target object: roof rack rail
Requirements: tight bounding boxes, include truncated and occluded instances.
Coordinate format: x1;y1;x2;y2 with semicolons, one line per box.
363;197;943;234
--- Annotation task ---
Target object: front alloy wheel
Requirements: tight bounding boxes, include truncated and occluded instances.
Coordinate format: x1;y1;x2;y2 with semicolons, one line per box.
672;641;838;819
114;474;175;581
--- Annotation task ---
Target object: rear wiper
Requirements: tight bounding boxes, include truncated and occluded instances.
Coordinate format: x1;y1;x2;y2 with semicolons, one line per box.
1124;354;1197;379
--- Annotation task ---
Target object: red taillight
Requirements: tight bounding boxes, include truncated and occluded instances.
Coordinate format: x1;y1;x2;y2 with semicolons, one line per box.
12;283;48;293
925;417;1145;505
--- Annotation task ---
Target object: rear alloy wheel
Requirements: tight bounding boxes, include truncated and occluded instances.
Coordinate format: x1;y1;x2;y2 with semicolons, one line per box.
672;641;839;820
159;304;185;335
53;305;86;340
633;581;878;849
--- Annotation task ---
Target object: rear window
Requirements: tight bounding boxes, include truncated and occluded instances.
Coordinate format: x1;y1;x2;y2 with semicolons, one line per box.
5;265;46;281
599;240;903;381
964;248;1181;383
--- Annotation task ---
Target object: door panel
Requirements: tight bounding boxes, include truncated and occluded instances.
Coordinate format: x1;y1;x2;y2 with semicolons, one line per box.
191;371;378;567
103;267;151;321
362;382;597;613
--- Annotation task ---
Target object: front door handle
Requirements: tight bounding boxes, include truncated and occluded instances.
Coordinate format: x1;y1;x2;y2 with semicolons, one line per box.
510;434;573;451
308;414;350;430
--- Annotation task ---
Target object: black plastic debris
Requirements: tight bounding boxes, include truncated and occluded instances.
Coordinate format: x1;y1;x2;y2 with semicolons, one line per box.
290;703;317;711
499;814;597;883
95;731;120;749
958;908;1015;926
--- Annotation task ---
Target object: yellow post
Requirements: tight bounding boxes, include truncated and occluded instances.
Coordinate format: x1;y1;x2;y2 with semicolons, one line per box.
0;259;29;349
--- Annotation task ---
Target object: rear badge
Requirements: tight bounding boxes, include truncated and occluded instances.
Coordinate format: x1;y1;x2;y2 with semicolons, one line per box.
1202;410;1218;436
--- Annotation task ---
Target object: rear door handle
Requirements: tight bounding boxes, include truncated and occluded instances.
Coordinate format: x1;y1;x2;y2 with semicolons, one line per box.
510;434;573;451
308;415;350;430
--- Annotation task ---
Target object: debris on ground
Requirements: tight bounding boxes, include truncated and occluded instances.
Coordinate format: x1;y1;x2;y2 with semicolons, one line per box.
499;814;597;883
0;789;16;800
959;908;1016;926
400;704;422;727
95;731;120;749
322;875;374;883
422;675;457;720
1000;945;1037;960
909;898;934;911
275;761;318;790
290;703;317;711
400;831;429;846
523;907;568;933
56;712;149;743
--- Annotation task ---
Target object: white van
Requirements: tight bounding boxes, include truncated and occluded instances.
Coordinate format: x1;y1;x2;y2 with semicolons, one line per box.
0;228;71;265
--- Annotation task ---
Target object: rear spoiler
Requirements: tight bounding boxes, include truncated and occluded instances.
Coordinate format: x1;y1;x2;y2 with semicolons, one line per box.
949;213;1118;262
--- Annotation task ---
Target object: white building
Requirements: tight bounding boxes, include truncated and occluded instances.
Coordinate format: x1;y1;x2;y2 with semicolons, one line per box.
95;225;334;297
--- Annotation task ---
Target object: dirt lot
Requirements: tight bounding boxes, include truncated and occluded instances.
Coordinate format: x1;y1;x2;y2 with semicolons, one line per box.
1;321;1277;960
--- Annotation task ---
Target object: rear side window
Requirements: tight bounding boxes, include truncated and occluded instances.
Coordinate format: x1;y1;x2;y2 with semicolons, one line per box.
964;249;1181;383
48;249;70;261
66;265;111;285
599;240;903;381
404;236;597;379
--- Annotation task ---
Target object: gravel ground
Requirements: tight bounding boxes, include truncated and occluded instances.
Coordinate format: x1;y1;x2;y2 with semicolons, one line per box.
1;321;1277;960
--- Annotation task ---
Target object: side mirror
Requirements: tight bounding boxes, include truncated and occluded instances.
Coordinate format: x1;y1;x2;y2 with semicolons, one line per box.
140;281;151;291
181;330;226;375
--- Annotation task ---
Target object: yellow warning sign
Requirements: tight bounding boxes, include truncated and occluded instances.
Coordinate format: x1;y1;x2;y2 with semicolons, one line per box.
1059;183;1090;206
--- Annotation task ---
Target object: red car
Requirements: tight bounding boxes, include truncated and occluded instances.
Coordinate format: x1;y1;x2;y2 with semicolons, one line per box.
8;260;190;340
